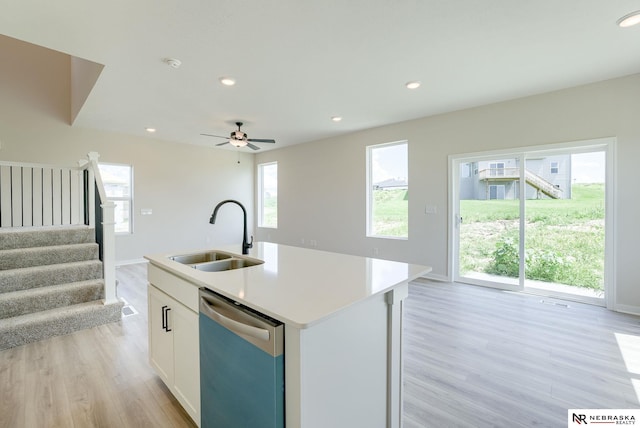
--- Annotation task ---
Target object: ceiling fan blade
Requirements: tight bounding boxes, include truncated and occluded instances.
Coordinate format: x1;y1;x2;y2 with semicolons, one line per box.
201;133;229;139
246;143;261;150
216;141;230;146
247;138;276;144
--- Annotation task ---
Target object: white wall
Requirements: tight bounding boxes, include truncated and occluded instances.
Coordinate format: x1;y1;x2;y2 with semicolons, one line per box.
0;35;254;262
255;73;640;312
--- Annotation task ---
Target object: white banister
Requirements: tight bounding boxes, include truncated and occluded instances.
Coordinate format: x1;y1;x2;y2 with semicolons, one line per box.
83;152;118;305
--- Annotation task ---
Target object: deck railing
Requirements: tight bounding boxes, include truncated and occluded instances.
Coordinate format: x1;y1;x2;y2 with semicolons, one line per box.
0;152;117;304
478;167;563;199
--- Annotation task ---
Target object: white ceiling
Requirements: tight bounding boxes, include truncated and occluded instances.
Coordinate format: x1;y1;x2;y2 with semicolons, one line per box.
2;0;640;151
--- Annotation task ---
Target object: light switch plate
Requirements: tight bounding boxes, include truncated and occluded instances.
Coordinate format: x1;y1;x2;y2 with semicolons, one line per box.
425;205;437;214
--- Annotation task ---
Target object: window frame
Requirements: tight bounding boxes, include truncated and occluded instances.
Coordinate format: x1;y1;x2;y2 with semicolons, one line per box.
98;162;133;235
257;161;278;229
550;161;559;174
366;140;408;239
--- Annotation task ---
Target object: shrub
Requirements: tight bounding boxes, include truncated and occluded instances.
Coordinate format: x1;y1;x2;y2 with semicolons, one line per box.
486;237;573;283
486;238;519;277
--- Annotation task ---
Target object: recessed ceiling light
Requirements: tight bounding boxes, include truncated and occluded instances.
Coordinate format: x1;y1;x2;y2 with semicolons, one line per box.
145;127;156;133
219;77;236;86
405;81;421;90
617;10;640;27
331;116;342;122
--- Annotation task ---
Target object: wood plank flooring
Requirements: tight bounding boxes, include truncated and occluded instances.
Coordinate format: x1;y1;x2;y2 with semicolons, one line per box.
1;264;638;427
0;263;196;428
404;279;640;428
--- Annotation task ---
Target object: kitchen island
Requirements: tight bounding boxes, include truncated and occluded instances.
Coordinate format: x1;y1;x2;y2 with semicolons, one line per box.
145;242;431;428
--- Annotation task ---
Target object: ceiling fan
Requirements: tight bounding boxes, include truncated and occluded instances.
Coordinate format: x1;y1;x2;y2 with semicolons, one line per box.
201;122;276;150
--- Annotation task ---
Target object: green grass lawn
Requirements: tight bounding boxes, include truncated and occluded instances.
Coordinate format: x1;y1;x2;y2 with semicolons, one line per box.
371;189;408;237
262;195;277;228
460;184;605;289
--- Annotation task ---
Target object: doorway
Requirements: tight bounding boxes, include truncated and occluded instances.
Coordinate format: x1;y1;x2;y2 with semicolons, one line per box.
450;139;614;307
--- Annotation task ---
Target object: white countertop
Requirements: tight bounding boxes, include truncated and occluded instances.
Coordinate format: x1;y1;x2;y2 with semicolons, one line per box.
145;242;431;329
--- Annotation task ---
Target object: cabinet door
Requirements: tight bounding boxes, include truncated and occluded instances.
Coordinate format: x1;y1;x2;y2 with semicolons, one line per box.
148;286;174;384
173;304;200;423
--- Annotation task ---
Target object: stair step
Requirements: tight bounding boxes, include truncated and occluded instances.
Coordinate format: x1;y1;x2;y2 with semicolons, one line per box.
0;299;124;351
0;225;95;250
0;260;103;293
0;280;105;319
0;243;99;270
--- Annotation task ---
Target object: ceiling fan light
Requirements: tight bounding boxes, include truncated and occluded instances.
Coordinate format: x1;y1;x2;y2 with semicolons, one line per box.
617;10;640;27
232;139;248;148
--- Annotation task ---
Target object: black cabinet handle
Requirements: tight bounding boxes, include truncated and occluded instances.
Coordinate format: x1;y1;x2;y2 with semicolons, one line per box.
165;307;172;332
161;305;168;331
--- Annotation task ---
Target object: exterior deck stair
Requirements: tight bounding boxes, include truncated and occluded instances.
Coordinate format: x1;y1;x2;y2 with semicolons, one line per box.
0;225;123;350
524;170;563;199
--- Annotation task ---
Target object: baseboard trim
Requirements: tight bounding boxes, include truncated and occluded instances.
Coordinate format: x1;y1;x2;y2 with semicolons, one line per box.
614;304;640;316
116;258;148;267
421;273;450;283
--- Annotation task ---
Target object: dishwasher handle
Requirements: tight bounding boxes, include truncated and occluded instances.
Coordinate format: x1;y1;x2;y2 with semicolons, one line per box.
200;296;270;342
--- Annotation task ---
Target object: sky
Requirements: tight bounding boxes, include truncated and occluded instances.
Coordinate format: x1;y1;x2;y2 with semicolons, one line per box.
261;163;278;195
371;143;408;183
571;152;605;183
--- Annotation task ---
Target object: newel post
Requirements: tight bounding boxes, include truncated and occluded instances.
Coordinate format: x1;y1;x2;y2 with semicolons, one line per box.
86;152;118;305
100;199;118;304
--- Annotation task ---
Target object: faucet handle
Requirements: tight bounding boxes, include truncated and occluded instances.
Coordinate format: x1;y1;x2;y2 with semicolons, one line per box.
248;235;254;248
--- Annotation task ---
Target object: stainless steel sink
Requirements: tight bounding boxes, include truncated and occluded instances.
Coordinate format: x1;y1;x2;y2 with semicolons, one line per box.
192;258;264;272
169;251;232;264
168;250;264;272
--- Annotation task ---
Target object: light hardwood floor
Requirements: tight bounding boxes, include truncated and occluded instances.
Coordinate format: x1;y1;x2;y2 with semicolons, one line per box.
404;278;640;427
1;264;638;427
0;263;196;428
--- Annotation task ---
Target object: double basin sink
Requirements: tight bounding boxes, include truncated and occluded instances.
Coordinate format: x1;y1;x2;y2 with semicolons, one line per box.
169;251;264;272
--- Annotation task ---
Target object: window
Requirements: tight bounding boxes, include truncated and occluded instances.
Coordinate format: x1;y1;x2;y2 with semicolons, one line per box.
367;141;408;238
98;163;133;234
489;162;505;177
258;162;277;228
550;161;559;174
460;163;471;178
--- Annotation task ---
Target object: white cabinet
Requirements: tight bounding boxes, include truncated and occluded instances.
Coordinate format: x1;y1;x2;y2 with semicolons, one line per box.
148;284;200;426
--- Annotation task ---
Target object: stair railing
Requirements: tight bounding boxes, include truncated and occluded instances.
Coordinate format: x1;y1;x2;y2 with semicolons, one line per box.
0;152;117;305
79;152;117;305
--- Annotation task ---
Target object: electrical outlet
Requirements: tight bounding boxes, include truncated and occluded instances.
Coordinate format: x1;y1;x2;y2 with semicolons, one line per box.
373;248;379;256
310;239;317;247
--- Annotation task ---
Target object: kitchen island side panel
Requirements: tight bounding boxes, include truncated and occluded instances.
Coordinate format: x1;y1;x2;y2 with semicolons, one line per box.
285;290;400;428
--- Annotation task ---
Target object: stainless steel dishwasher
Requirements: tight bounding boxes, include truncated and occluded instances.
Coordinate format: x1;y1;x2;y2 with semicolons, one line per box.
199;288;284;428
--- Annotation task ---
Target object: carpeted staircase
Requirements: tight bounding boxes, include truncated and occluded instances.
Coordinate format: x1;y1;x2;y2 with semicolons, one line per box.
0;225;123;350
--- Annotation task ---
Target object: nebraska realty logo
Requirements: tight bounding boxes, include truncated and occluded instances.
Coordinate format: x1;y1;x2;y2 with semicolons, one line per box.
569;409;639;425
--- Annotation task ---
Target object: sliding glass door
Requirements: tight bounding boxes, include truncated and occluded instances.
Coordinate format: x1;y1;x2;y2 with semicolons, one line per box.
456;158;522;289
451;139;612;304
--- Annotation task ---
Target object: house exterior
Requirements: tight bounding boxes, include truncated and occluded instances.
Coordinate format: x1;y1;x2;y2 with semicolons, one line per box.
459;155;572;200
